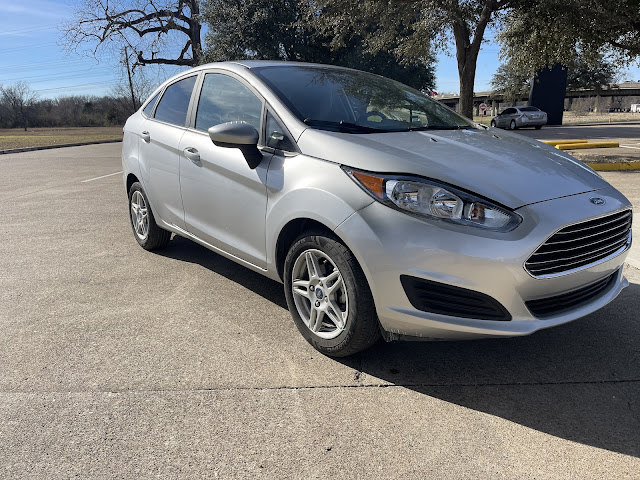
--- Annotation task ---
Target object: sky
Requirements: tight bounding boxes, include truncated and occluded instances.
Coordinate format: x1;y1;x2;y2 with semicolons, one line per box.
1;0;638;100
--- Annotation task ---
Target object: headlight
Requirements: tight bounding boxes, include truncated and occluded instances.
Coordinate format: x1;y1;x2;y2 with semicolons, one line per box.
344;168;521;231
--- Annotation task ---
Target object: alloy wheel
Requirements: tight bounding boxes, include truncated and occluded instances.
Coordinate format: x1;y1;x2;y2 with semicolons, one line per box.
130;190;149;241
290;249;349;339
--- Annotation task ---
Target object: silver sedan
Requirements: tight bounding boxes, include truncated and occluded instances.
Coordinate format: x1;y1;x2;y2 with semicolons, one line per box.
491;106;548;129
122;61;630;356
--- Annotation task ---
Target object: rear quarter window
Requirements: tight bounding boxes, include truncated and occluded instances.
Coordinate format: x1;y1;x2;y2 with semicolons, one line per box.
142;92;161;117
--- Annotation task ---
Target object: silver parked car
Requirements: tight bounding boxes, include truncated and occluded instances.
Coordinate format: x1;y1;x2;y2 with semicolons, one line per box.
122;61;631;356
491;106;548;130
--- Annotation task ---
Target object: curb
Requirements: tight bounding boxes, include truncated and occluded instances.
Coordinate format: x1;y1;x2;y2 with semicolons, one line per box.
588;161;640;172
559;121;640;127
0;139;122;155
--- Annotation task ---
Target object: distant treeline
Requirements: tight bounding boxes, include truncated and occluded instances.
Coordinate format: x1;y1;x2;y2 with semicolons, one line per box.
0;92;136;130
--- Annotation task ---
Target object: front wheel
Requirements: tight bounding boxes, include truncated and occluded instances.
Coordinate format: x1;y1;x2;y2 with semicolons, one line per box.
490;120;496;128
283;233;380;357
535;125;543;130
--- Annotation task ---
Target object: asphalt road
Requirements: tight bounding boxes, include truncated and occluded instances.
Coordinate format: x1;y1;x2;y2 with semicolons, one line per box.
520;123;640;142
517;123;640;163
1;144;639;479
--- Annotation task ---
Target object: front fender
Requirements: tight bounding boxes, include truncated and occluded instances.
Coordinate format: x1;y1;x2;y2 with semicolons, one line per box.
264;155;373;276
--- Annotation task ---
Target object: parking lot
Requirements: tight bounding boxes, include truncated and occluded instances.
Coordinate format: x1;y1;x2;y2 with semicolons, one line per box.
1;142;639;478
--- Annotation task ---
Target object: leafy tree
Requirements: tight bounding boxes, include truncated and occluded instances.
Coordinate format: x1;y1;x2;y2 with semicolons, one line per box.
566;56;618;91
499;0;640;74
490;61;531;104
312;0;516;119
314;0;640;119
0;82;38;131
201;0;436;91
492;53;619;103
63;0;203;68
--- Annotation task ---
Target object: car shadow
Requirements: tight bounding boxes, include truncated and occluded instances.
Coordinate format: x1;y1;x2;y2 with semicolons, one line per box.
157;236;640;457
156;235;287;309
341;282;640;458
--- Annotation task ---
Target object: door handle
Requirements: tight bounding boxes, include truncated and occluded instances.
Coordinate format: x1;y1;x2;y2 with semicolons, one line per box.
183;147;200;163
141;131;150;143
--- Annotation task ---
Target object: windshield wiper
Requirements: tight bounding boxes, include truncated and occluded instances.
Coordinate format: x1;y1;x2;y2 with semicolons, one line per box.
303;118;390;133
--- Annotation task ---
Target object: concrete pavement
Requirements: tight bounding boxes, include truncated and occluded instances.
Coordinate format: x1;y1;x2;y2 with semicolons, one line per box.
1;144;639;478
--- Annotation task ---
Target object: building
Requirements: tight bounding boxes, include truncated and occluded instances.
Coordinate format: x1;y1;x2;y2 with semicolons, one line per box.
435;82;640;116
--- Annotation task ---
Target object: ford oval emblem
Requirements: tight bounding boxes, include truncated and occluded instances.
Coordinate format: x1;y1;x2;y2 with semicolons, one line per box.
590;197;606;205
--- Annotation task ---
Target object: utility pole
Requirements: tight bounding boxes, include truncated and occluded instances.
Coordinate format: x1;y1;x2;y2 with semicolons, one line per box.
123;47;138;111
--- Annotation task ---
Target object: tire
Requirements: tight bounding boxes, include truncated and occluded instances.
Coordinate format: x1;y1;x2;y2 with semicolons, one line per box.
128;182;171;251
509;120;517;130
283;232;380;357
490;120;496;128
535;125;542;130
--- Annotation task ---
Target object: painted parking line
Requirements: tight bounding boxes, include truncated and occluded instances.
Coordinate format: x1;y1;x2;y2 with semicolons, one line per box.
81;171;123;183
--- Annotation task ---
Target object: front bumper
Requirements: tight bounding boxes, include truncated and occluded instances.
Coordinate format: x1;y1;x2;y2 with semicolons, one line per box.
335;187;631;340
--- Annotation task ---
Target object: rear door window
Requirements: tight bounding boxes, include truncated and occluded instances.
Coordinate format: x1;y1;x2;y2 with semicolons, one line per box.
154;76;197;126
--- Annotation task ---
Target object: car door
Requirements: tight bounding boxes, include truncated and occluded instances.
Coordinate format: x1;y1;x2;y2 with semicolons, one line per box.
178;72;272;269
138;75;198;230
496;108;511;128
502;108;518;127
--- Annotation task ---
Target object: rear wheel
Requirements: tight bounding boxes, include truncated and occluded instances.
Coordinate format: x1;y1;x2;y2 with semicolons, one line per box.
128;182;171;250
284;232;380;357
509;120;517;130
535;125;543;130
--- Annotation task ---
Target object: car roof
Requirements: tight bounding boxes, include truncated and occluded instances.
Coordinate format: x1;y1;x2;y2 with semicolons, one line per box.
192;59;361;73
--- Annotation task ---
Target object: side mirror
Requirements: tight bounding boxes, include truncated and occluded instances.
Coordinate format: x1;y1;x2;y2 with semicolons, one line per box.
208;122;262;169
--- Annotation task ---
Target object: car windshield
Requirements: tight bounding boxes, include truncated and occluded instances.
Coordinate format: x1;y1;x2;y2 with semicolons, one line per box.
252;65;476;134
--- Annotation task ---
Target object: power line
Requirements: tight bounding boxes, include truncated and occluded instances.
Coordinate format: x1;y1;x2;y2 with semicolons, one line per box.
0;26;56;37
0;68;116;84
33;82;116;93
0;43;59;55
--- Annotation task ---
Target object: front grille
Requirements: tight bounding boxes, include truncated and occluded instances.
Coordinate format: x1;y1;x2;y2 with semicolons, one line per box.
525;209;632;277
400;275;511;321
525;271;618;318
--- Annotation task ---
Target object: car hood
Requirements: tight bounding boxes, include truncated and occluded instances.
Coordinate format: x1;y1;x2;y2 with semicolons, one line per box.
296;127;609;209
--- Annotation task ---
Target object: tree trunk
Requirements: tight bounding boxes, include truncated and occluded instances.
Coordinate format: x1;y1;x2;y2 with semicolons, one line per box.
189;0;203;65
452;20;481;120
451;1;497;119
20;105;27;131
458;58;478;119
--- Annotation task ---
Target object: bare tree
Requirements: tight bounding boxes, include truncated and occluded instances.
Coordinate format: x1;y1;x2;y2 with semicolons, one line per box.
63;0;202;68
112;52;154;114
1;82;38;131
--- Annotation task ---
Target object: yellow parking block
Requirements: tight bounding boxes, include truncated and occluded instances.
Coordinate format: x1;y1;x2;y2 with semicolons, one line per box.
542;140;588;146
589;161;640;171
556;142;620;150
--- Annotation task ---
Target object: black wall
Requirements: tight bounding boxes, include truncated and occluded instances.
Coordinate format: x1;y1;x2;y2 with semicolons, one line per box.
529;64;568;126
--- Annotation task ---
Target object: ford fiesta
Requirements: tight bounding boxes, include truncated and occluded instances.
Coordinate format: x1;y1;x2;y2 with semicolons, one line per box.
122;61;632;357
